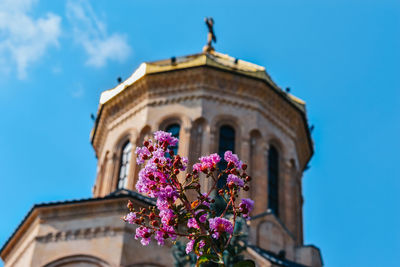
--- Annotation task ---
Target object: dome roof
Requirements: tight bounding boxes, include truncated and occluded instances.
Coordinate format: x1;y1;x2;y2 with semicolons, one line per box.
98;51;306;111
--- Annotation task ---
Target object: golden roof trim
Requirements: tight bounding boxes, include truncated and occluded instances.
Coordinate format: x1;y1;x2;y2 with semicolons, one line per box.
99;51;283;105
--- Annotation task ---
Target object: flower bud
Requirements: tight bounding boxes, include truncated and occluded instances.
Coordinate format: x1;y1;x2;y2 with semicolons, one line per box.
149;146;154;152
227;161;234;168
169;150;174;157
218;189;224;195
174;169;180;175
127;200;134;210
149;213;156;220
144;140;149;147
230;168;237;174
242;164;248;170
151;220;159;227
228;181;235;189
243;185;250;191
246;176;252;182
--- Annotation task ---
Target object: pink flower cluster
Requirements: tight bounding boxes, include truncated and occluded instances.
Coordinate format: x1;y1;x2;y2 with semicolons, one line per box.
240;198;254;219
124;131;254;260
209;217;234;239
224;150;243;169
193;153;221;173
227;174;244;187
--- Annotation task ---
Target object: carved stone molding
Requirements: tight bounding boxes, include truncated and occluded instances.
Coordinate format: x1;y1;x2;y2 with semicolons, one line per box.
35;226;124;243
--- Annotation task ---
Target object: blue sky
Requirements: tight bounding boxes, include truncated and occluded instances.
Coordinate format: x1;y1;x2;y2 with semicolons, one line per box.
0;0;399;266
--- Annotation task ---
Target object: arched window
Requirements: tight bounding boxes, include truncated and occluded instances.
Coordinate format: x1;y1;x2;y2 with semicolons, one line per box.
217;125;235;188
166;123;180;155
268;145;279;215
117;141;132;189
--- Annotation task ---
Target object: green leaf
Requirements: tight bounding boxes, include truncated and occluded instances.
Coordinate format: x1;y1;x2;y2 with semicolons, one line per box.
196;254;220;267
233;260;256;267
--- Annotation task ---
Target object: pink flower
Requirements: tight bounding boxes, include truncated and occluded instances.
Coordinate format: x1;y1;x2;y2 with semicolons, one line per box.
186;239;205;254
187;218;199;229
125;212;137;224
194;153;221;173
180;157;188;171
193;163;202;172
135;146;151;164
135;227;152;246
240;198;254;219
155;231;165;246
152;147;167;164
200;153;221;168
186;240;195;254
158;185;178;202
198;213;207;223
227;174;244;187
154;130;179;147
209;217;233;239
224;151;242;169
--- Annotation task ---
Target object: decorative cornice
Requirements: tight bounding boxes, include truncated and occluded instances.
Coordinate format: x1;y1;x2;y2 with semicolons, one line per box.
35;226;127;243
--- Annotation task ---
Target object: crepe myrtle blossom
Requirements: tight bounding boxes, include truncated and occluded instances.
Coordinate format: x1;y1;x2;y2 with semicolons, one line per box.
154;130;179;147
135;226;152;246
123;131;254;266
125;212;137;224
193;153;221;173
224;150;243;169
240;198;254;219
209;217;234;239
227;174;244;187
186;239;206;254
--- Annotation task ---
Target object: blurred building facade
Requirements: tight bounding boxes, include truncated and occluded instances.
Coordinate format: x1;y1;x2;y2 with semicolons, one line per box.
0;50;323;267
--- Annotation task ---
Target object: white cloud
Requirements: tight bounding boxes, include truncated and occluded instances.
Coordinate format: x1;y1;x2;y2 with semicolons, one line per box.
66;0;131;68
0;0;61;79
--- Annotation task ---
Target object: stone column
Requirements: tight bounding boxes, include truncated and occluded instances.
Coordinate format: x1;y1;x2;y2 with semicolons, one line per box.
296;172;304;245
178;122;192;184
93;154;107;197
240;136;251;200
127;132;138;191
281;159;297;239
202;124;214;193
102;152;118;196
253;142;268;215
